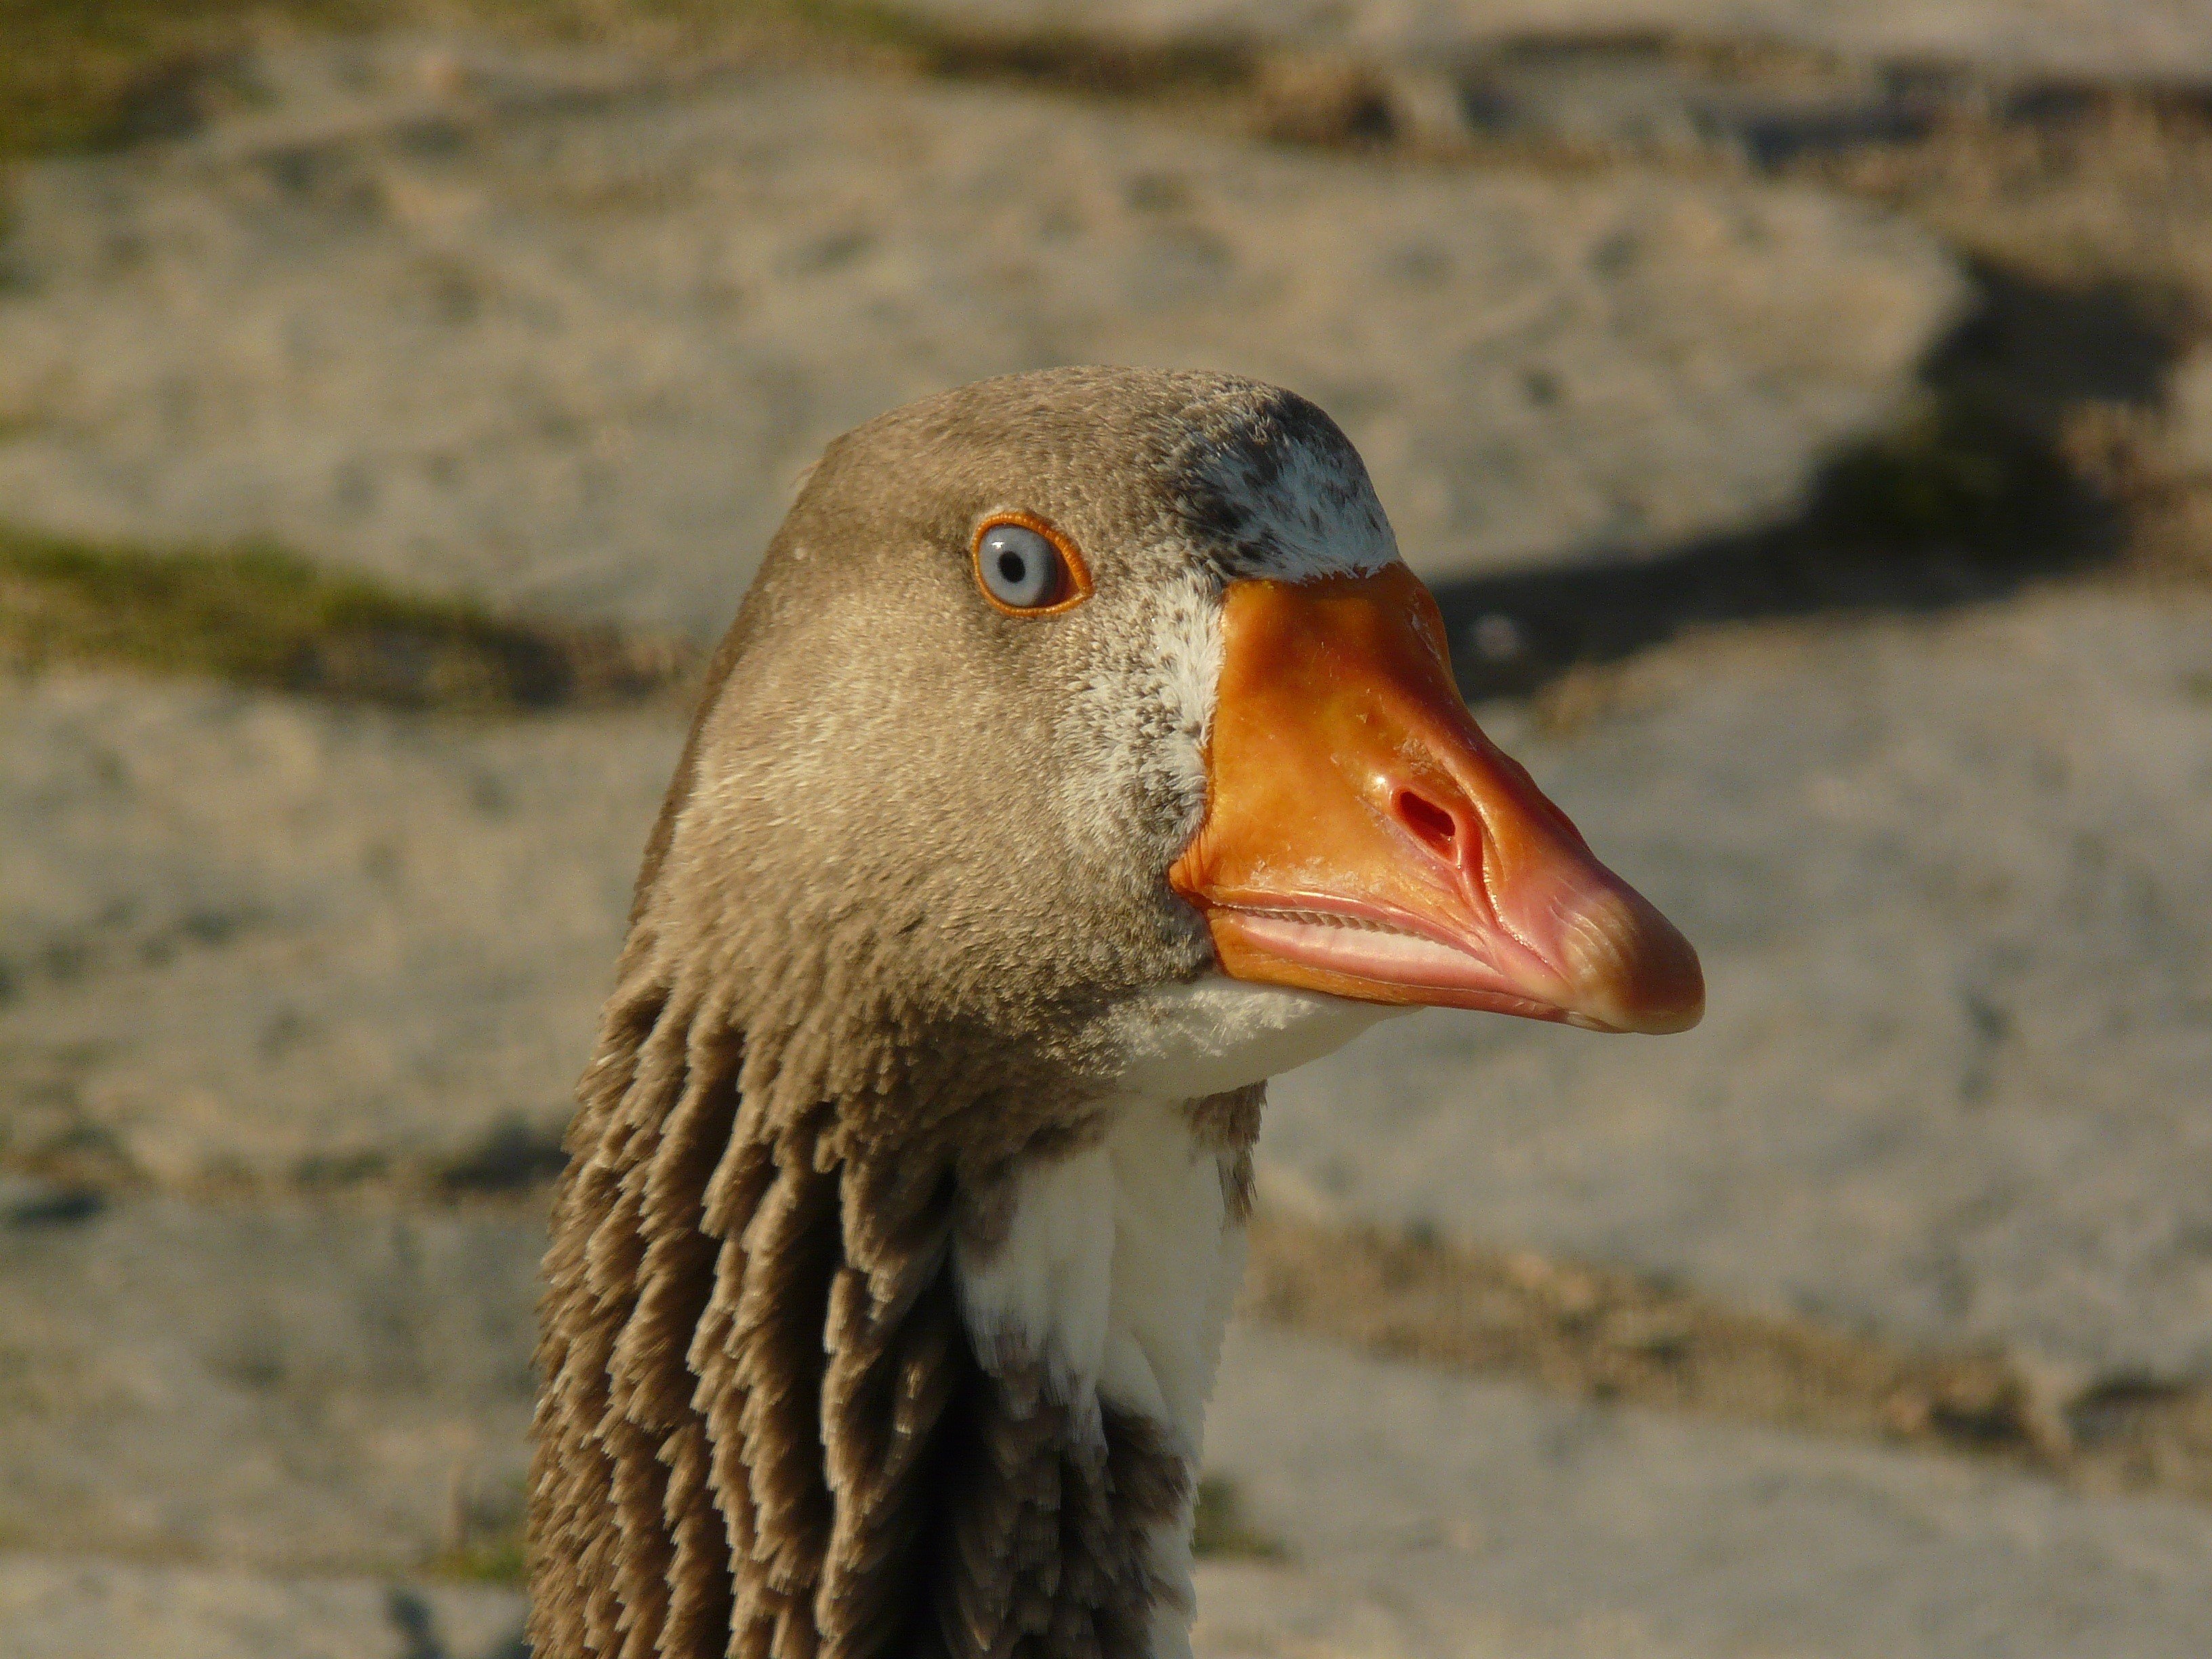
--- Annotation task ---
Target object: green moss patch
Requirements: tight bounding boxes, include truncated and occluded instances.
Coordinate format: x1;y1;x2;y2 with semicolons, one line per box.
1191;1474;1288;1562
0;0;363;159
0;0;882;165
0;523;689;711
425;1526;528;1586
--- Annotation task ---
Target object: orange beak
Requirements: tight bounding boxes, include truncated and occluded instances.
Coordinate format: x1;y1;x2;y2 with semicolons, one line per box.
1169;566;1703;1035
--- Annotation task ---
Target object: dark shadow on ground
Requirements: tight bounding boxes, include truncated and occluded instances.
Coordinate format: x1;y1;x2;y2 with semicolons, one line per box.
1437;260;2196;700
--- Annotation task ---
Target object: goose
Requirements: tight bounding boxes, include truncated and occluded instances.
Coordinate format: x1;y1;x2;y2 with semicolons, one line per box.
529;366;1702;1659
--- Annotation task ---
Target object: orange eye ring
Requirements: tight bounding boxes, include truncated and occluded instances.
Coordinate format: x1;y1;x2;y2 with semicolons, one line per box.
970;512;1093;617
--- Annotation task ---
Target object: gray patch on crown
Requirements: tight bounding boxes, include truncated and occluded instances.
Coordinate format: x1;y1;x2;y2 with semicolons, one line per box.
1168;382;1399;582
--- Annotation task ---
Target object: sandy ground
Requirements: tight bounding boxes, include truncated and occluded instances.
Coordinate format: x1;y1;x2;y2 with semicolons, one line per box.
914;0;2212;82
2;12;2211;1658
0;673;674;1189
0;1556;527;1659
0;1184;541;1575
1200;1325;2212;1659
1267;588;2212;1380
0;39;1959;633
11;1185;2212;1659
11;589;2211;1381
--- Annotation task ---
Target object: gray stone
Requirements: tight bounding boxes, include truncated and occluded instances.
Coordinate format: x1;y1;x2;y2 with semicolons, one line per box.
16;1212;2212;1659
0;41;1961;632
0;670;676;1189
1195;1324;2212;1659
910;0;2212;84
0;1555;524;1659
1263;587;2212;1380
2165;346;2212;476
9;590;2211;1385
0;1193;542;1573
9;588;2209;1389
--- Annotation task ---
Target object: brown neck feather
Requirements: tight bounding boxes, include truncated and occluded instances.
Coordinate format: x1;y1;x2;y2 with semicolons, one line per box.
528;947;1195;1659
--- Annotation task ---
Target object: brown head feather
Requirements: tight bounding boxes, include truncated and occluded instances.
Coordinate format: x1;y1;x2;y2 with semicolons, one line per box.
531;369;1381;1658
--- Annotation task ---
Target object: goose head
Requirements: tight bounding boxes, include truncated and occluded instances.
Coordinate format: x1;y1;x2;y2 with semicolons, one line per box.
531;367;1701;1659
636;367;1698;1101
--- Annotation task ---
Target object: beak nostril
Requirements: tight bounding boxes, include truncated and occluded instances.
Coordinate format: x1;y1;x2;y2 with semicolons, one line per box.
1393;789;1460;860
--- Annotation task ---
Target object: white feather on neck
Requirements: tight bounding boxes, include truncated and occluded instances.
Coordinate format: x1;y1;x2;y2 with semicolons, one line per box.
952;980;1400;1658
953;1094;1234;1659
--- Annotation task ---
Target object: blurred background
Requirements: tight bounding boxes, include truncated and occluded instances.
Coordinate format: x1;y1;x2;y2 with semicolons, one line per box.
3;3;2211;1656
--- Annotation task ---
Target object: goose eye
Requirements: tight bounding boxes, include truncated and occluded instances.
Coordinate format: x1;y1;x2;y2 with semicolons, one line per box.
973;518;1086;614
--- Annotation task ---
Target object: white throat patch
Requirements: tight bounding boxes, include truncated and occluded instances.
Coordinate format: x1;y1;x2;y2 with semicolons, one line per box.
950;983;1397;1658
1103;977;1409;1100
953;1094;1245;1659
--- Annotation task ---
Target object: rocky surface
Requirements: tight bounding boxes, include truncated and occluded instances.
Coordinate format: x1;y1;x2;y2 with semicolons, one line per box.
912;0;2212;84
1199;1324;2212;1659
1266;586;2212;1381
910;0;2212;193
7;1160;2212;1659
6;579;2209;1653
0;1555;526;1659
3;18;2210;1658
0;39;1960;633
0;672;675;1189
0;1183;541;1573
14;583;2208;1382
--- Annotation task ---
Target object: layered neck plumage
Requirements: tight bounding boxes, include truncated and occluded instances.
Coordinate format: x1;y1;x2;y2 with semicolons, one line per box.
528;920;1258;1659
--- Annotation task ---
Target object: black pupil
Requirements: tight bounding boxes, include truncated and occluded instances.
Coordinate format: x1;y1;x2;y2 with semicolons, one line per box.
998;550;1027;584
